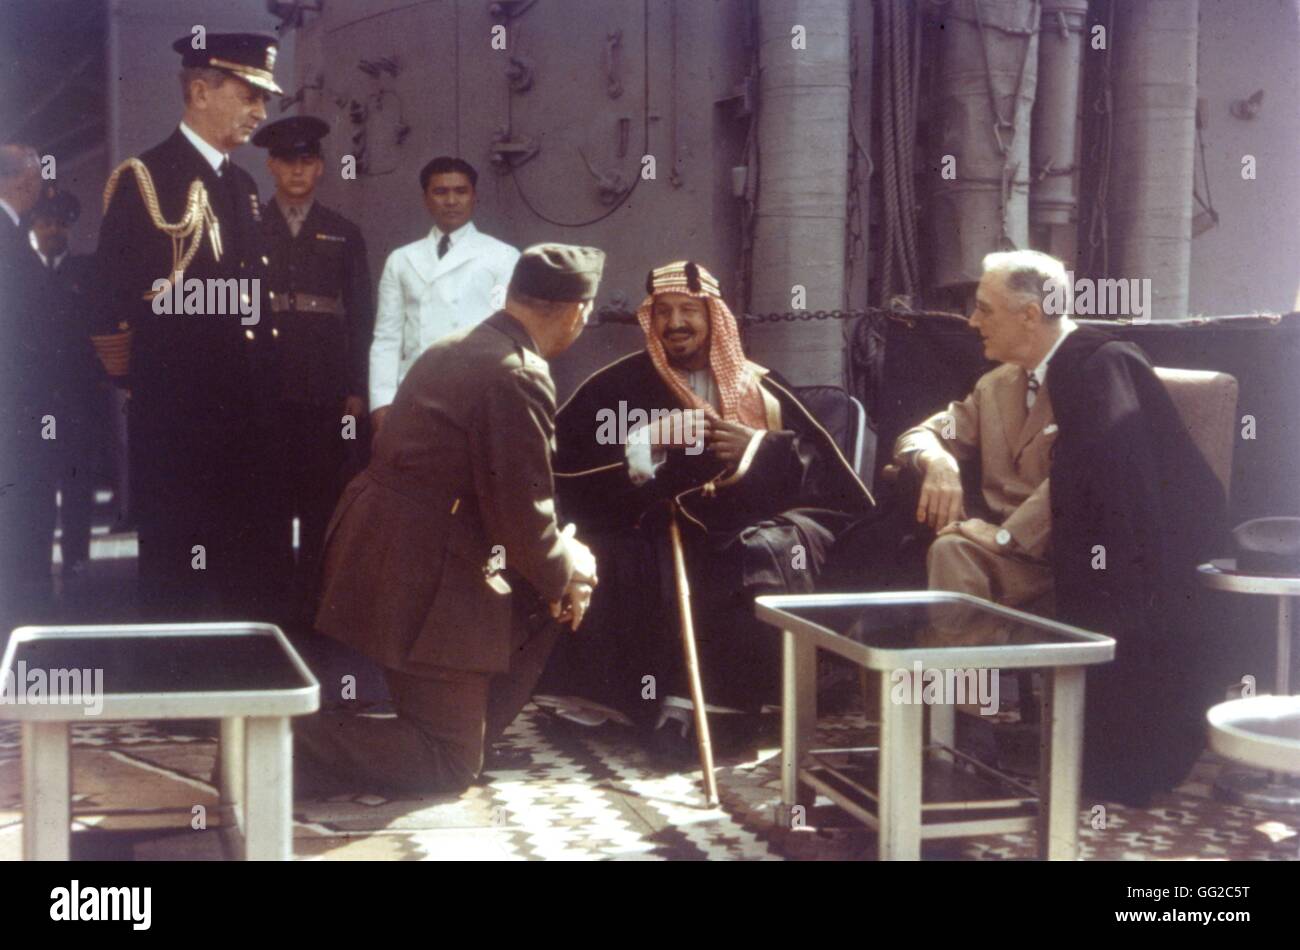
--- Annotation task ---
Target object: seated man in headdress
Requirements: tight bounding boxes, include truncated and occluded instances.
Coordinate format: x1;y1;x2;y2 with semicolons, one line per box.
543;261;873;757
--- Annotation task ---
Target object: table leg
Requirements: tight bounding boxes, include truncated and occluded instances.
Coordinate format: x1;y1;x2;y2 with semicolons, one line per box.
878;670;923;860
779;630;816;826
242;716;293;860
1276;596;1293;695
218;716;246;833
928;697;956;754
1039;666;1085;861
22;721;70;860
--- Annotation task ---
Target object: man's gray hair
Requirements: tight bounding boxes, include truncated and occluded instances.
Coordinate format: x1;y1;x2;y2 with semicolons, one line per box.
0;144;40;180
179;66;230;104
982;249;1071;319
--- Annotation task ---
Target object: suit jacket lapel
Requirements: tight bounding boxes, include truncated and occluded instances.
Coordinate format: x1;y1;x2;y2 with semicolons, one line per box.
409;223;481;286
1013;381;1053;457
994;367;1028;458
431;224;479;282
409;231;440;284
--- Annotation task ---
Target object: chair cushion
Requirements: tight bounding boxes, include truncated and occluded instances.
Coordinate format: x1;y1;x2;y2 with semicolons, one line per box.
1153;367;1238;496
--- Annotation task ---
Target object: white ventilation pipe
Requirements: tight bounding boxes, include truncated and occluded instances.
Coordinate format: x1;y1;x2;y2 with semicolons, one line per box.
1108;0;1199;321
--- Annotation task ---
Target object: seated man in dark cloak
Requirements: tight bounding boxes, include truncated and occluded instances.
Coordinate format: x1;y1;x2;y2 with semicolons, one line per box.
836;249;1228;805
542;260;873;757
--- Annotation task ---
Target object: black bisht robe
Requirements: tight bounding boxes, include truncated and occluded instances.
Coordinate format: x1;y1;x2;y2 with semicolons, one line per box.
1048;327;1228;804
542;351;873;722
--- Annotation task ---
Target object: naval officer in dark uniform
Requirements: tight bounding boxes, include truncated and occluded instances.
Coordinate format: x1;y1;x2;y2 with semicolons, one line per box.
252;116;375;626
96;33;283;620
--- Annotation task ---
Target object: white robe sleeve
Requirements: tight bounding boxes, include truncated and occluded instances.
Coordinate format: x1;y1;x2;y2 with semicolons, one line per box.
625;424;667;486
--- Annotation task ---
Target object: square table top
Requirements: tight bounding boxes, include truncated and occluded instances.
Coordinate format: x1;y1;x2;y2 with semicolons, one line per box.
0;623;320;721
755;591;1115;671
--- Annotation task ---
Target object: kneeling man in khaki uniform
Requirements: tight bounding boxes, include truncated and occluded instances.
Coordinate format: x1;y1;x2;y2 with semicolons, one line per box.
894;250;1077;629
297;244;606;796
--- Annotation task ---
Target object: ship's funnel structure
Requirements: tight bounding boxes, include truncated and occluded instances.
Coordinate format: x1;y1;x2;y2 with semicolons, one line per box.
747;0;852;385
929;0;1040;288
1030;0;1088;259
1108;0;1199;321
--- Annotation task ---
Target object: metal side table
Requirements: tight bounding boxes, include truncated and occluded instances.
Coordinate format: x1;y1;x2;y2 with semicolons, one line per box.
756;592;1114;860
0;623;319;860
1198;559;1300;811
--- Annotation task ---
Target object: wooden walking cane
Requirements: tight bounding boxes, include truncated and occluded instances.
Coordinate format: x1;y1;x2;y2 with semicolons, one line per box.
667;502;720;806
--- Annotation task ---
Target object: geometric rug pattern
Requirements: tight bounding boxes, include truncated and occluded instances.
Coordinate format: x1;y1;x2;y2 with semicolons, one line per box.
2;708;1297;861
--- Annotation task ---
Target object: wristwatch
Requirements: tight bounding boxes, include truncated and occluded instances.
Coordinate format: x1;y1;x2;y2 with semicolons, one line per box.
995;528;1013;549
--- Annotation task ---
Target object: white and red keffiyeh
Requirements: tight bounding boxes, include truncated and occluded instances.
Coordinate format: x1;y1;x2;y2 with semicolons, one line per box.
635;260;768;429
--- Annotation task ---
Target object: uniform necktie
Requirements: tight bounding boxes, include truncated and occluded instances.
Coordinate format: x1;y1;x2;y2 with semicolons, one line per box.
1026;371;1041;409
437;233;450;259
218;156;231;178
287;205;304;238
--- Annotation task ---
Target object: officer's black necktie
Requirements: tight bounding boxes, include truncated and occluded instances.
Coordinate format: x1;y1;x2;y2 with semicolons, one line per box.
437;234;450;259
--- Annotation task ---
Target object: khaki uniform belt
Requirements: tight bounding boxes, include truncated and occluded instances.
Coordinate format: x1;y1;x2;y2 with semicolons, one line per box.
269;292;342;314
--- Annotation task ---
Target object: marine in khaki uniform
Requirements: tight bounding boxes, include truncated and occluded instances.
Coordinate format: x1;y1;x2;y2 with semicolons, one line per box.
893;250;1077;624
252;116;375;625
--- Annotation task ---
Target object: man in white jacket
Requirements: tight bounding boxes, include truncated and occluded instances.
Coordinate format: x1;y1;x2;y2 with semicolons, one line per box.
369;156;519;431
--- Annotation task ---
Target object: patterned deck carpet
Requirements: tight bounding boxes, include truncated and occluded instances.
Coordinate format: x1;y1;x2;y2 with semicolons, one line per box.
1;706;1296;861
